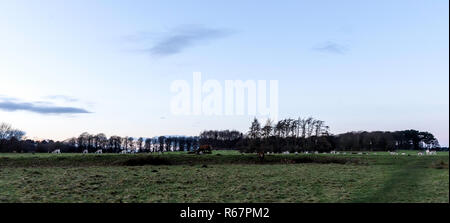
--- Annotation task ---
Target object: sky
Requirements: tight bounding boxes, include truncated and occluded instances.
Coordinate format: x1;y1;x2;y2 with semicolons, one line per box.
0;0;448;146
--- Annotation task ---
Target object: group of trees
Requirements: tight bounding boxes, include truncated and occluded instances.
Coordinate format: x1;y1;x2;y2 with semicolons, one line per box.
337;130;440;151
238;118;441;153
0;122;201;153
238;117;334;153
62;133;200;153
248;117;330;139
197;118;332;152
199;130;243;149
0;121;444;153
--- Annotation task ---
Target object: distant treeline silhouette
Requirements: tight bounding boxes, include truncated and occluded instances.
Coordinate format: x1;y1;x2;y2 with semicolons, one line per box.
0;120;446;153
237;118;442;153
199;130;243;149
0;122;200;153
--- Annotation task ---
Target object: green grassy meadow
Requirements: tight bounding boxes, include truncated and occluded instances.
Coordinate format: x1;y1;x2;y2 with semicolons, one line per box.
0;151;448;203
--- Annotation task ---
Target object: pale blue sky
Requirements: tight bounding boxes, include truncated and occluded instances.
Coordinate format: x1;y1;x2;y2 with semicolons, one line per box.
0;0;448;145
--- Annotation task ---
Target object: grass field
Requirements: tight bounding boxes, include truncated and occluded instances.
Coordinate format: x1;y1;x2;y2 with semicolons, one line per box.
0;151;448;203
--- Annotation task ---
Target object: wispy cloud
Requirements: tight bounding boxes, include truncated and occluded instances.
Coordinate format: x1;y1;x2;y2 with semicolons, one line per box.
313;41;349;54
46;95;78;102
128;25;235;57
0;97;90;115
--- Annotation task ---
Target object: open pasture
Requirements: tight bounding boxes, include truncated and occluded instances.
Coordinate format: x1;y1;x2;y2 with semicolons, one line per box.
0;151;448;203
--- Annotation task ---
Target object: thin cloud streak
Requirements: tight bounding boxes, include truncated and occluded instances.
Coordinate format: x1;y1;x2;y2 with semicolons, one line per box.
134;25;235;57
313;41;349;54
46;95;79;102
0;100;91;115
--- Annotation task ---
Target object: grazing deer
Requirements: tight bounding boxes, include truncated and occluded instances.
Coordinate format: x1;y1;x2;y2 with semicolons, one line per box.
197;145;212;154
258;151;265;161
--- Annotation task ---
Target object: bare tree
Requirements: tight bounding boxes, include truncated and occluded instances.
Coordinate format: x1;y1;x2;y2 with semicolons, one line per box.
137;137;144;152
144;138;152;152
0;123;25;140
306;118;314;138
78;132;91;150
261;119;273;138
95;133;107;150
158;136;166;152
122;137;129;151
314;120;325;137
248;118;261;139
128;137;135;152
109;136;122;152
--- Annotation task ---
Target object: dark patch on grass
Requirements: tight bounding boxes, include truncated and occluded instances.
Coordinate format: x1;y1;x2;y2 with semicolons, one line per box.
116;156;171;166
431;160;449;169
30;171;42;175
89;174;105;178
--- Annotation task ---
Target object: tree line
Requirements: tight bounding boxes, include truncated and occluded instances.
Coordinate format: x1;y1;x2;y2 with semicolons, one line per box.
0;122;200;153
237;118;442;153
198;130;243;149
0;120;445;153
62;133;200;153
